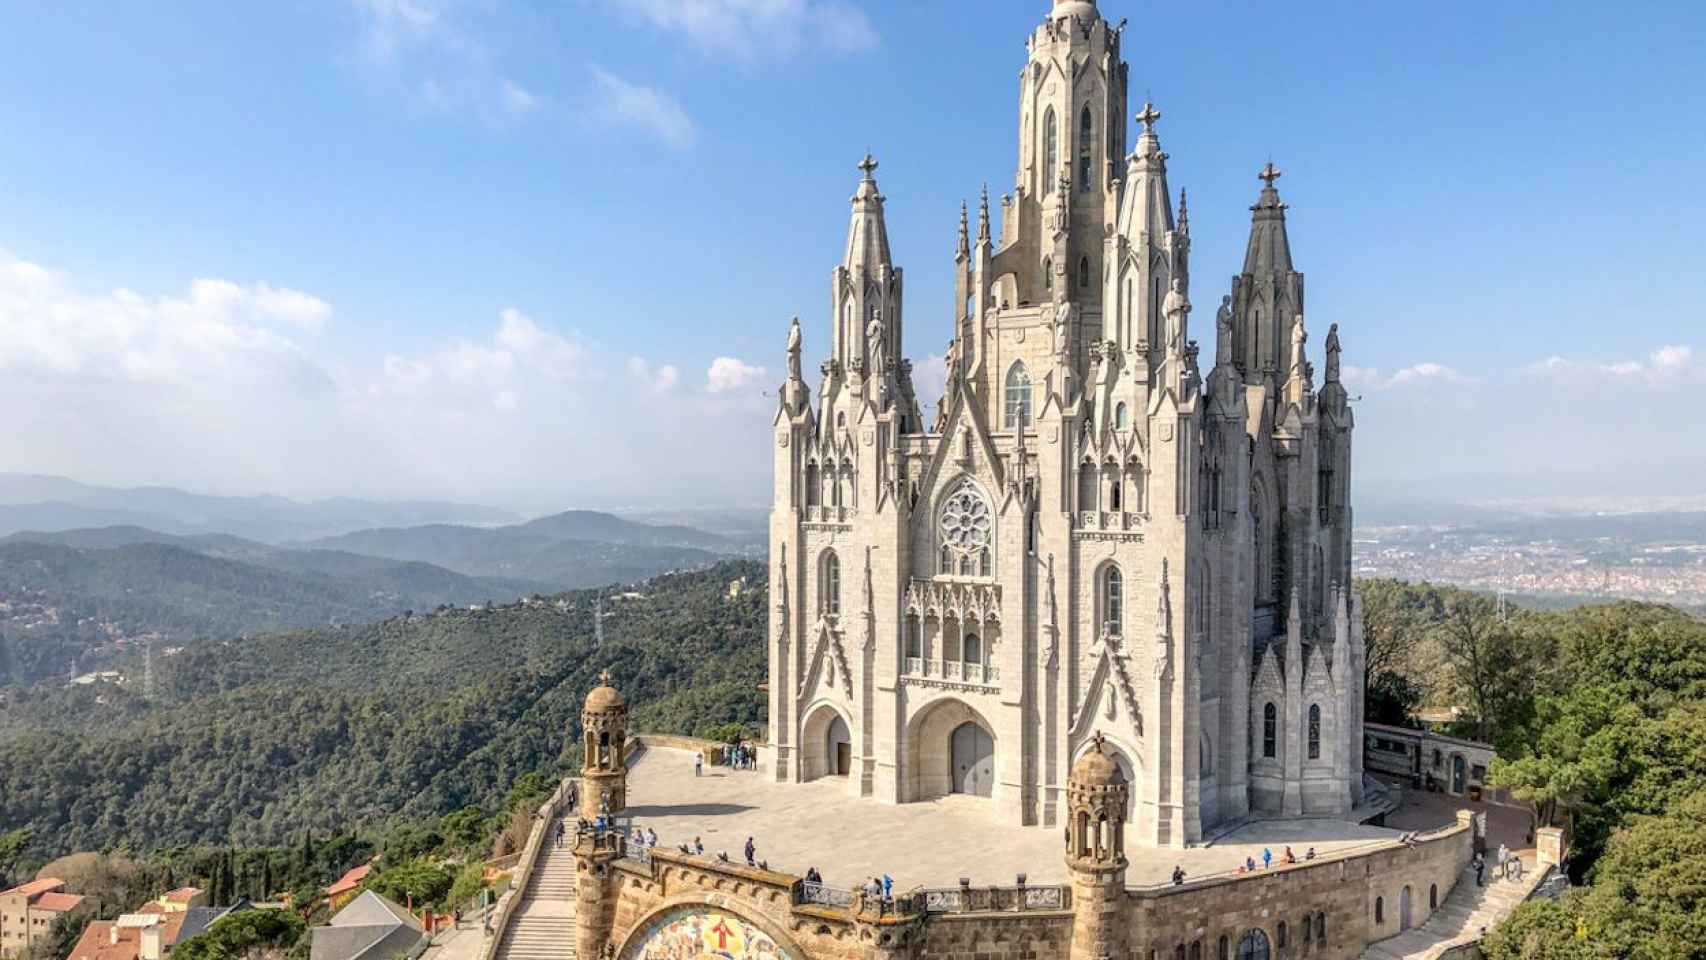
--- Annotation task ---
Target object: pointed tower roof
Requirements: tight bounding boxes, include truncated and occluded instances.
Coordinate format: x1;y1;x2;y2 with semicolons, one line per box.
956;200;970;261
976;183;992;246
844;153;893;274
1115;101;1175;245
1242;161;1294;276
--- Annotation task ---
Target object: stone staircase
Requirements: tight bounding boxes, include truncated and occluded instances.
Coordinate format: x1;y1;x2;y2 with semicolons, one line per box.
1361;860;1543;960
496;819;579;960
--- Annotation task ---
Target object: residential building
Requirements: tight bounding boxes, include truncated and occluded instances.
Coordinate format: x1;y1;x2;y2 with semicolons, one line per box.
1;879;87;959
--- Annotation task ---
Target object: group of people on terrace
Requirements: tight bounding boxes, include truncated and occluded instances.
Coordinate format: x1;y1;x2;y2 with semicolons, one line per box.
1234;845;1317;874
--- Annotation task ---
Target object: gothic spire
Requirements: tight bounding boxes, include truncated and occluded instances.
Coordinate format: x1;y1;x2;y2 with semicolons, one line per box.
956;200;970;261
1243;161;1294;277
844;153;892;273
1115;101;1175;253
976;183;992;246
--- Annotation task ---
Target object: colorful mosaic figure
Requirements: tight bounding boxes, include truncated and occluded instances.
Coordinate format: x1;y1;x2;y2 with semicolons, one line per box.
628;908;788;960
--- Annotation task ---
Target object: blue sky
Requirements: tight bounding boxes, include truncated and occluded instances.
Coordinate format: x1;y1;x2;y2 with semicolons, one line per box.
1;1;1704;512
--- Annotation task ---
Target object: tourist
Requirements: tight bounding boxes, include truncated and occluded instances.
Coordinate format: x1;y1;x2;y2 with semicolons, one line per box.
555;819;565;848
1262;848;1273;870
745;837;757;866
1305;847;1317;861
1171;866;1185;885
1496;843;1510;880
1473;853;1485;887
1244;857;1257;873
647;827;658;847
694;836;705;856
1283;846;1296;864
882;874;893;901
695;753;703;777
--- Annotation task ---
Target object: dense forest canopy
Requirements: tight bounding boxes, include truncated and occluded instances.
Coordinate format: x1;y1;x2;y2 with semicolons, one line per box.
0;561;766;863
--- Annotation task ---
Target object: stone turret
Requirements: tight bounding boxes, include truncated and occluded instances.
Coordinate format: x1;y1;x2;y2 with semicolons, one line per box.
575;673;628;960
579;671;629;819
1066;733;1129;960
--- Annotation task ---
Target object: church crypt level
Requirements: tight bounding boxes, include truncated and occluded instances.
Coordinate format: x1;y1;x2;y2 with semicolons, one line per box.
767;0;1360;850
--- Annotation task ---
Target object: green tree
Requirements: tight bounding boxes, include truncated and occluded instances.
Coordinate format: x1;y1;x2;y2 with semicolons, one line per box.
445;863;487;913
173;909;305;960
363;861;452;909
0;828;31;886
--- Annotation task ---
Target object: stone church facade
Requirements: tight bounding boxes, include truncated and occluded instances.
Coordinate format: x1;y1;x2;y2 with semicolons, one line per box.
766;0;1365;847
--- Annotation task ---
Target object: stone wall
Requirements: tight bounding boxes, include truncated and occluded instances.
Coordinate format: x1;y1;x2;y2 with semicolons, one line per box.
594;815;1472;960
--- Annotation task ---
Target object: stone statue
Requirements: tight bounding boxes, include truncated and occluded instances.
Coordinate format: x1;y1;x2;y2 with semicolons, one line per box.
1325;322;1342;383
866;308;887;374
1215;295;1233;366
786;316;802;381
1054;301;1073;356
1162;277;1190;353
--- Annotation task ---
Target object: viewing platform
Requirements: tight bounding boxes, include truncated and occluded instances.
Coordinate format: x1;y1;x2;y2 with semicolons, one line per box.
621;746;1409;890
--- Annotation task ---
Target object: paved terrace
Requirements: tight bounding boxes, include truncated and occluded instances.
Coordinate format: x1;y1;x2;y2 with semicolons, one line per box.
621;747;1411;891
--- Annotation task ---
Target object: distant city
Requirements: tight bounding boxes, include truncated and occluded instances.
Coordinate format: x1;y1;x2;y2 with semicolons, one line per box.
1354;509;1706;611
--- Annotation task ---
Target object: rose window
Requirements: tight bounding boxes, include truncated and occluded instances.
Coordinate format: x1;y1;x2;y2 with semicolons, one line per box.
938;480;993;577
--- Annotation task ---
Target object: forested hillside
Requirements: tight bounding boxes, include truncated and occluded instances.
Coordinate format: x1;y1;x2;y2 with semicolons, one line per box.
0;560;766;861
0;539;535;685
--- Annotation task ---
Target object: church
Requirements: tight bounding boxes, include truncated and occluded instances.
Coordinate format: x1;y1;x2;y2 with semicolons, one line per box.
766;0;1365;848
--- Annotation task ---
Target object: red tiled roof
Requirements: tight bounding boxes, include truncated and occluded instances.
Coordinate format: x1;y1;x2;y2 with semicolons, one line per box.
3;878;64;898
161;888;202;903
34;892;85;912
325;864;372;897
67;922;133;960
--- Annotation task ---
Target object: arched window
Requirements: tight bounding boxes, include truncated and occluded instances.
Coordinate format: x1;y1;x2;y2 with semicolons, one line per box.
1110;479;1123;512
1078;461;1097;511
1315;913;1325;942
1175;946;1185;960
1190;943;1201;960
1308;704;1322;759
1078;106;1093;192
1375;897;1385;925
1262;703;1277;758
1078;256;1090;289
1218;936;1229;960
1236;930;1269;960
1302;916;1312;947
1277;922;1287;950
940;544;954;575
1043;258;1054;291
1005;363;1033;428
1103;566;1123;635
963;633;982;666
906;617;922;658
1251;487;1266;602
1432;748;1443;770
1430;884;1438;910
805;463;820;507
1115;402;1128;430
829;465;843;507
822;552;841;617
979;547;991;577
1043;107;1058;188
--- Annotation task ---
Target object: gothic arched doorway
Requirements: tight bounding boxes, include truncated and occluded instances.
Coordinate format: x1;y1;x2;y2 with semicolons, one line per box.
827;715;851;777
950;721;994;797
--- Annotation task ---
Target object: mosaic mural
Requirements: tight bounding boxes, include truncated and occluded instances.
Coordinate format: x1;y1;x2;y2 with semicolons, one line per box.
625;907;792;960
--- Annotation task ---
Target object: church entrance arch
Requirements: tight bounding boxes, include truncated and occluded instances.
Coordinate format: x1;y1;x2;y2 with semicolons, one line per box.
904;697;997;803
827;715;852;777
800;702;854;783
950;721;994;796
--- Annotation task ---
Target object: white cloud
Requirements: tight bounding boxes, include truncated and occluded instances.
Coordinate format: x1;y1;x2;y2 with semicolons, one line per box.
1523;344;1698;384
1340;362;1464;392
0;247;775;507
353;0;444;63
589;67;696;149
628;356;681;393
0;250;327;387
501;79;541;114
612;0;877;60
705;356;765;394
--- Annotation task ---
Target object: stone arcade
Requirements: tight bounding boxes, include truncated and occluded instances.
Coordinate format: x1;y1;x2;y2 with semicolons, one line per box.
766;0;1364;847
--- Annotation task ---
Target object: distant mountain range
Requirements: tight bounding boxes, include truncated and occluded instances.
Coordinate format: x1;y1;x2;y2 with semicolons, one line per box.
0;473;520;543
0;495;750;685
